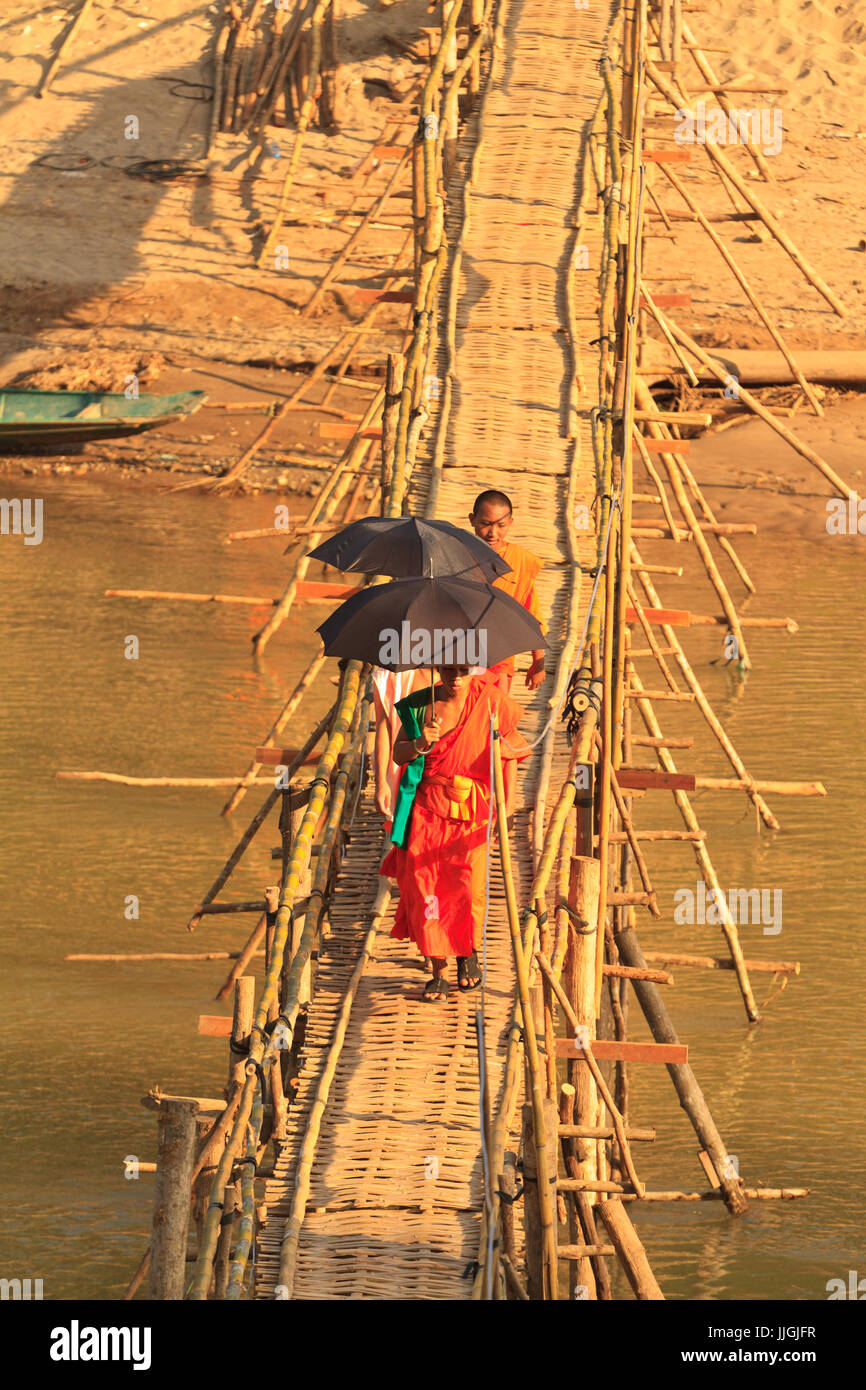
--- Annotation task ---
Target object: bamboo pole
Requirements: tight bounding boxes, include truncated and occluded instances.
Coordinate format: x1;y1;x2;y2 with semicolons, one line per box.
646;59;846;316
257;0;333;270
187;709;335;931
149;1099;197;1300
663;319;859;501
606;756;661;916
221;651;327;815
669;447;756;594
640;282;699;386
492;717;558;1299
207;336;372;493
36;0;100;98
633;430;681;541
644;950;798;975
627;665;759;1022
56;771;276;788
224;1083;262;1298
612;915;748;1213
536;950;644;1200
654;166;822;415
252;433;372;653
625;580;680;690
611;25;644;777
696;776;825;796
559;1085;592;1298
563;855;600;1282
208;4;233;156
678;17;772;182
305;150;411;313
65;950;266;963
630;542;778;828
596;512;617;1009
381;352;405;507
319;0;339;129
634;376;750;667
596;1200;664;1299
521;1099;559;1299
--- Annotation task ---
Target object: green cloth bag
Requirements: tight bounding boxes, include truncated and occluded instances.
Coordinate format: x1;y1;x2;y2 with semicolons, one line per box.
389;688;431;848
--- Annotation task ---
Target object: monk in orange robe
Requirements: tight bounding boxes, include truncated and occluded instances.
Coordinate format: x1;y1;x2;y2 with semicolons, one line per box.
468;489;546;693
380;665;530;1001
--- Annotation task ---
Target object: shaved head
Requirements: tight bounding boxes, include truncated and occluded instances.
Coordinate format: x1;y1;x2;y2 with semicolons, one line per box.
471;489;512;515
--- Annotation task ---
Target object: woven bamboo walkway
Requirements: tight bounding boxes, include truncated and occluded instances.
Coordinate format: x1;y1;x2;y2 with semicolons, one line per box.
256;0;617;1299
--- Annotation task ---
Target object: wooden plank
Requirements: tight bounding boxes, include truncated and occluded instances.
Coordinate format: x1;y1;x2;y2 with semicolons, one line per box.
625;606;691;626
615;768;697;792
297;581;361;600
640;436;691;454
555;1039;688;1064
697;1149;722;1189
198;1015;233;1037
318;422;382;440
369;143;406;160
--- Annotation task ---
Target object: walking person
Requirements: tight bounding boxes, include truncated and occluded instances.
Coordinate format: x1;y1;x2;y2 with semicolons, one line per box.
468;489;546;692
380;665;530;1002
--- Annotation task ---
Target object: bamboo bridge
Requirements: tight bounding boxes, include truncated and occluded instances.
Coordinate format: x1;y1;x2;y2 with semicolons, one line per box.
100;0;855;1301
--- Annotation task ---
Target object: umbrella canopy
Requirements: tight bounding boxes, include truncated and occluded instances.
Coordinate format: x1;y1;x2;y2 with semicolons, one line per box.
316;575;545;671
307;515;511;581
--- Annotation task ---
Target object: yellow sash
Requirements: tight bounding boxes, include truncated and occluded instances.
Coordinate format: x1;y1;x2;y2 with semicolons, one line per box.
426;772;482;822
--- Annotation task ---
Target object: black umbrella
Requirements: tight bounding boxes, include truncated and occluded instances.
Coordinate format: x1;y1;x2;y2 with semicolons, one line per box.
307;515;511;581
317;575;545;678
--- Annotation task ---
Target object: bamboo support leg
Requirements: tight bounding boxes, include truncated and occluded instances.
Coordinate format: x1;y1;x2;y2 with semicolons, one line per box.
149;1100;197;1300
613;917;748;1214
521;1099;559;1300
628;667;760;1021
630;544;779;828
646;59;845;315
596;1200;664;1299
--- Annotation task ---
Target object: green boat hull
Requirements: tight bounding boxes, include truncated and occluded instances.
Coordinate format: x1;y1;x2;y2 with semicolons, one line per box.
0;389;207;448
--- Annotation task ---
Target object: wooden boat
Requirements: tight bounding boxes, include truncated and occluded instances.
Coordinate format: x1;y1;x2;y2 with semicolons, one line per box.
0;389;207;447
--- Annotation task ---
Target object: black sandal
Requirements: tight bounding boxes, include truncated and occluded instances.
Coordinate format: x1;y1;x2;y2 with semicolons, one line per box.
457;951;482;991
423;975;450;1003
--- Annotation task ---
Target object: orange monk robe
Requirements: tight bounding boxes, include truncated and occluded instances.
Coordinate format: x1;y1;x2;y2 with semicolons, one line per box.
380;676;530;959
487;540;546;688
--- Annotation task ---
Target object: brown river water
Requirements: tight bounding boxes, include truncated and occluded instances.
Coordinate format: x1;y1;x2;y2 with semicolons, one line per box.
0;473;863;1301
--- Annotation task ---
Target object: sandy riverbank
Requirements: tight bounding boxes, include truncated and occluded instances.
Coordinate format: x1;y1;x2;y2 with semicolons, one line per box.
0;0;864;513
